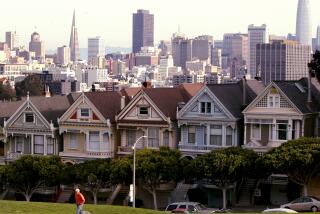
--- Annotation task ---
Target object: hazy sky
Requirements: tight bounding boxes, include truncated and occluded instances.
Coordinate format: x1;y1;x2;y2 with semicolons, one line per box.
0;0;320;50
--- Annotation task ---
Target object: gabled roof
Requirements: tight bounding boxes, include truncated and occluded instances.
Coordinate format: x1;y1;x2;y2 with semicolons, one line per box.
0;94;79;127
273;78;320;114
207;80;264;118
143;87;195;120
84;91;123;123
176;83;204;97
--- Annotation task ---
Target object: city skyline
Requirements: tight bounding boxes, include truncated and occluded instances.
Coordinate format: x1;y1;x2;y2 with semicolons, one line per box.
1;0;320;50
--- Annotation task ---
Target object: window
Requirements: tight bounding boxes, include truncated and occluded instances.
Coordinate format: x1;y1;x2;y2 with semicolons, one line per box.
15;137;24;153
200;102;211;113
210;125;222;146
163;131;169;147
276;120;288;140
139;107;149;115
69;133;77;149
252;124;261;139
188;126;196;144
89;131;100;151
127;130;136;146
268;95;280;108
25;113;34;123
47;138;54;154
34;135;44;154
103;133;109;144
226;126;233;146
148;128;160;148
80;108;90;117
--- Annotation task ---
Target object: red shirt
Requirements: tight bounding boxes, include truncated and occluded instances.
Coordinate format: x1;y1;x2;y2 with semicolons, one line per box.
75;192;85;205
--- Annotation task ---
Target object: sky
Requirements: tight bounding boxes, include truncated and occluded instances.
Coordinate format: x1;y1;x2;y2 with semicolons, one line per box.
0;0;320;50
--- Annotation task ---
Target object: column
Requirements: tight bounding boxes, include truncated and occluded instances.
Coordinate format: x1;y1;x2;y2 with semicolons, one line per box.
287;119;293;140
206;124;210;146
85;132;89;152
272;119;277;140
44;135;47;155
222;125;226;147
296;120;300;139
244;124;247;145
31;134;34;155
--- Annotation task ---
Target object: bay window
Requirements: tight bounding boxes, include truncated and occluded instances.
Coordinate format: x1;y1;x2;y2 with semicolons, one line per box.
89;131;100;151
210;125;222;146
127;130;136;147
251;124;261;140
188;126;196;144
148;128;159;148
163;131;169;147
226;126;233;146
69;133;77;149
47;138;54;154
276;120;288;140
15;137;24;153
34;135;44;154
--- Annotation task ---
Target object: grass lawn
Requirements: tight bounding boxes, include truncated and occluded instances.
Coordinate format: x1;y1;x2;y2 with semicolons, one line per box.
0;200;165;214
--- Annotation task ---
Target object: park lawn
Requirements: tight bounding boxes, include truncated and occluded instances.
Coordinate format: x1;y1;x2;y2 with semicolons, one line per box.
0;200;165;214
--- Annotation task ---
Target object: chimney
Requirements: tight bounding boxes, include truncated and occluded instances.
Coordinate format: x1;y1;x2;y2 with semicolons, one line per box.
121;96;126;110
242;76;246;106
307;72;312;104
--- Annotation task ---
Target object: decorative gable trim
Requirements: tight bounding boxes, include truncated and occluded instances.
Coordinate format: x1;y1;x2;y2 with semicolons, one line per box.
177;86;235;120
116;90;169;122
243;83;302;114
58;93;107;124
4;97;52;130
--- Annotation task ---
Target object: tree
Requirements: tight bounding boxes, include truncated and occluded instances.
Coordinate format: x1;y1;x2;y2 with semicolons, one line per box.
193;147;258;209
262;138;320;196
0;79;15;100
309;50;320;82
5;155;63;201
135;147;182;210
76;159;113;205
110;157;132;185
15;75;43;98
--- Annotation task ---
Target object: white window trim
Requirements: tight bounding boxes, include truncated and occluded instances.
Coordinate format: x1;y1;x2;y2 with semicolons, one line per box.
69;133;77;150
199;102;212;114
24;112;35;124
268;94;280;108
138;106;149;117
79;108;90;118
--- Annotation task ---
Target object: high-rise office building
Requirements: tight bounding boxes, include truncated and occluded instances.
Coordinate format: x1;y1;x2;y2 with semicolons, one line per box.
57;45;70;65
132;9;154;53
296;0;312;47
192;35;213;64
5;31;18;50
248;24;267;78
316;26;320;50
256;40;311;85
69;10;80;62
29;32;45;61
88;36;105;64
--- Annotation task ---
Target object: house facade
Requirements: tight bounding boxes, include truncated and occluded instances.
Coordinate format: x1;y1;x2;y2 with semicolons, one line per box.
243;79;320;153
177;80;265;158
1;95;76;163
58;92;123;163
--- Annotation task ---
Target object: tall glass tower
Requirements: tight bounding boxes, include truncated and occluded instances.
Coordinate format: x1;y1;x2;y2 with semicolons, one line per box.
296;0;312;47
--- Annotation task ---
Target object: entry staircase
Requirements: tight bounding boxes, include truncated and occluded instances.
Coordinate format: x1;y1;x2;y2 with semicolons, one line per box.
108;185;130;206
169;182;194;203
237;179;257;206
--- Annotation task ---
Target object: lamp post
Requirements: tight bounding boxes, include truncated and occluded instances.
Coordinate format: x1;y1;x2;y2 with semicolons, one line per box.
132;135;147;208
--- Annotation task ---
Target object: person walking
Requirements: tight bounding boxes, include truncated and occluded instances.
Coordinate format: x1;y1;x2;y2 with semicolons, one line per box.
75;188;85;214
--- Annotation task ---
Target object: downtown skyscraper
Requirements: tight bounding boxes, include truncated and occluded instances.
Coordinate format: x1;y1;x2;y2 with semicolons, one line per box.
296;0;312;47
69;10;80;62
132;9;154;53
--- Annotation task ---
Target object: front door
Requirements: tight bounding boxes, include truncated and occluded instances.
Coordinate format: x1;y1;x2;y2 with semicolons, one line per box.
0;140;4;156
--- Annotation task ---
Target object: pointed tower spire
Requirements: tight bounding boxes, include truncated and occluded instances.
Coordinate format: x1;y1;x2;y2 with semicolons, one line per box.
69;10;80;62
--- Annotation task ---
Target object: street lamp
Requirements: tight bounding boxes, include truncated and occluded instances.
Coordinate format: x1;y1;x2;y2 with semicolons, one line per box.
132;135;148;208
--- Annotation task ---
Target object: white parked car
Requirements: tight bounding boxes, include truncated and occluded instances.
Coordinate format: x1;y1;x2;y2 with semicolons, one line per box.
280;196;320;212
165;202;214;213
262;208;297;213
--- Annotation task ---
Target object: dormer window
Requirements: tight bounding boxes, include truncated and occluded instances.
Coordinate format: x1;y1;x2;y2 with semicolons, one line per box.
25;113;34;123
139;106;149;115
200;102;211;113
268;95;280;108
80;108;90;117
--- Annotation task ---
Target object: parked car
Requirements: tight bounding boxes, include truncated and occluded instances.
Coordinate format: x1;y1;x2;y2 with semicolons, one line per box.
262;208;297;213
165;202;214;213
280;196;320;212
171;208;191;213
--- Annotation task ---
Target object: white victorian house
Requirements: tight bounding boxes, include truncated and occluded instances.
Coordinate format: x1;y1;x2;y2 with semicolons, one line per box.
177;80;264;157
58;91;123;163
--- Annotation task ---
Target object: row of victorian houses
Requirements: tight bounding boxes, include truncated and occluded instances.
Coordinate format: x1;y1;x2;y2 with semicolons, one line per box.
0;77;320;208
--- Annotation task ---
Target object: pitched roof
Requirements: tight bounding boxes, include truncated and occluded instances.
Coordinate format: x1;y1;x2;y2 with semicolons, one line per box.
176;83;204;97
273;78;320;114
85;91;122;123
143;87;201;121
0;94;79;127
207;80;264;118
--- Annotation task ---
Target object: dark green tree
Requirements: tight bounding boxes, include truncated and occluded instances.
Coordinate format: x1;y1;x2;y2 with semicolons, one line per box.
309;50;320;82
5;155;63;201
262;138;320;196
110;157;132;185
193;147;258;209
0;79;15;100
135;147;182;210
15;75;43;98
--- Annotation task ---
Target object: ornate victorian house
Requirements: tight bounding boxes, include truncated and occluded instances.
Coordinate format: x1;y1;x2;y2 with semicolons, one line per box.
177;80;265;158
58;92;123;163
0;95;77;163
116;85;202;155
243;78;320;153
